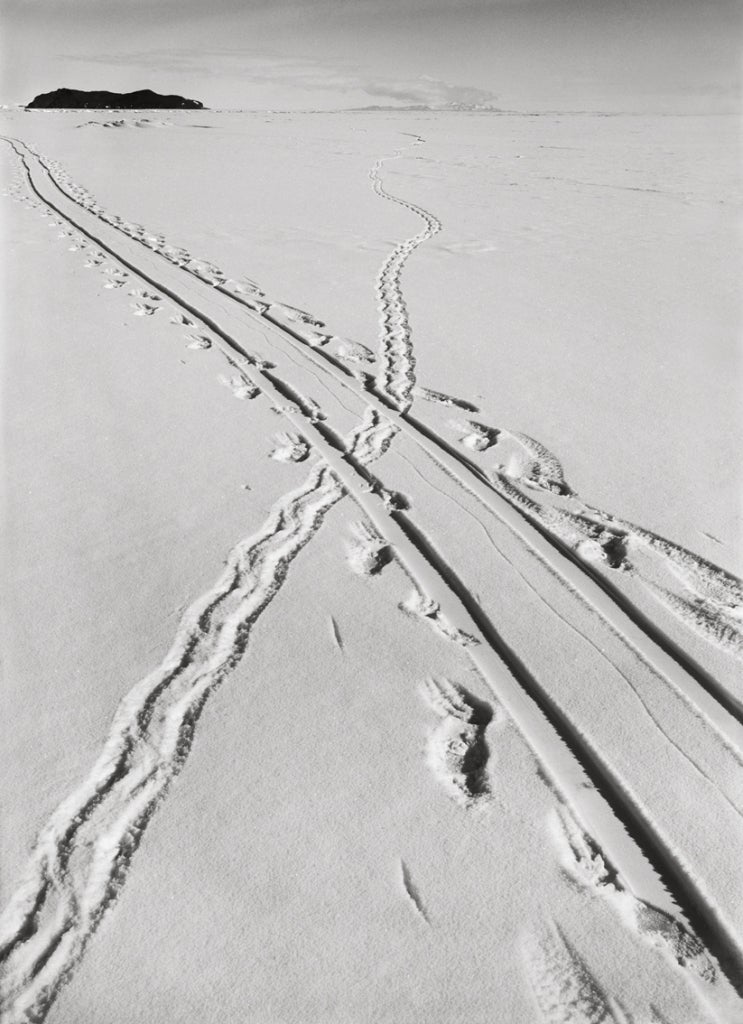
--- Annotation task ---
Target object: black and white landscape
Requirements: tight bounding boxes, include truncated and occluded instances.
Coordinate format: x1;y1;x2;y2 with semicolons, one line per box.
1;1;741;1022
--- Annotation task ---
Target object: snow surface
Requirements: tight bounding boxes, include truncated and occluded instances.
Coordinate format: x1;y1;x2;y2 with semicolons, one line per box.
1;109;741;1023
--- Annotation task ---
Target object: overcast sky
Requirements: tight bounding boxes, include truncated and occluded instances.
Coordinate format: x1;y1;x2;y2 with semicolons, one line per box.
1;0;740;111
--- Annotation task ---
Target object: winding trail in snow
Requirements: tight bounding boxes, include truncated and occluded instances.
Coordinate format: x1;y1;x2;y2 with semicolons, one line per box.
369;134;442;410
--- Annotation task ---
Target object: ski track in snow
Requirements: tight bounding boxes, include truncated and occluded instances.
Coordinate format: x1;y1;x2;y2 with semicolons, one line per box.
2;136;742;1019
550;805;717;986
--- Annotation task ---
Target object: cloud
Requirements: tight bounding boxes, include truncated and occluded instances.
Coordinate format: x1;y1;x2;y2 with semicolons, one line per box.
363;75;497;108
59;49;496;108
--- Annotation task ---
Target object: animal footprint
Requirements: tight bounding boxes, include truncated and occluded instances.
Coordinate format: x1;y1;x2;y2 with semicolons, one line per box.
129;288;161;301
232;275;265;297
102;267;128;285
162;245;191;265
401;590;479;648
132;302;160;317
346;520;390;576
270;433;309;463
450;419;500;452
336;339;375;364
273;303;326;329
413;387;479;412
170;313;194;326
185;333;212;350
422;677;493;806
188;259;225;286
217;374;259;400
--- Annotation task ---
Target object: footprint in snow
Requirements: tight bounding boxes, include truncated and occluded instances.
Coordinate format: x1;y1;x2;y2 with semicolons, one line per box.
421;677;493;806
273;303;326;329
185;333;212;350
449;419;500;452
132;302;160;317
335;339;375;364
218;374;259;400
414;386;479;413
188;260;226;285
232;276;264;296
103;268;128;286
346;520;391;576
270;433;309;463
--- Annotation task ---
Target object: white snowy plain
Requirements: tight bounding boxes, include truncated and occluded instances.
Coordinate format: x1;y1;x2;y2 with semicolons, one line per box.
1;108;741;1024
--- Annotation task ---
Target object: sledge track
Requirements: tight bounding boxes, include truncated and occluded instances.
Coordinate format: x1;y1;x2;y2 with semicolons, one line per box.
2;136;743;1016
6;136;743;790
7;134;743;756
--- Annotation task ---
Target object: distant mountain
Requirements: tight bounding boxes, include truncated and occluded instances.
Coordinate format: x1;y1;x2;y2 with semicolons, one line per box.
26;89;204;110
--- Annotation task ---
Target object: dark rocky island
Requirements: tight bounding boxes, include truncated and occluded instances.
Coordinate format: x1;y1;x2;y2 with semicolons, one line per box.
26;88;204;110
